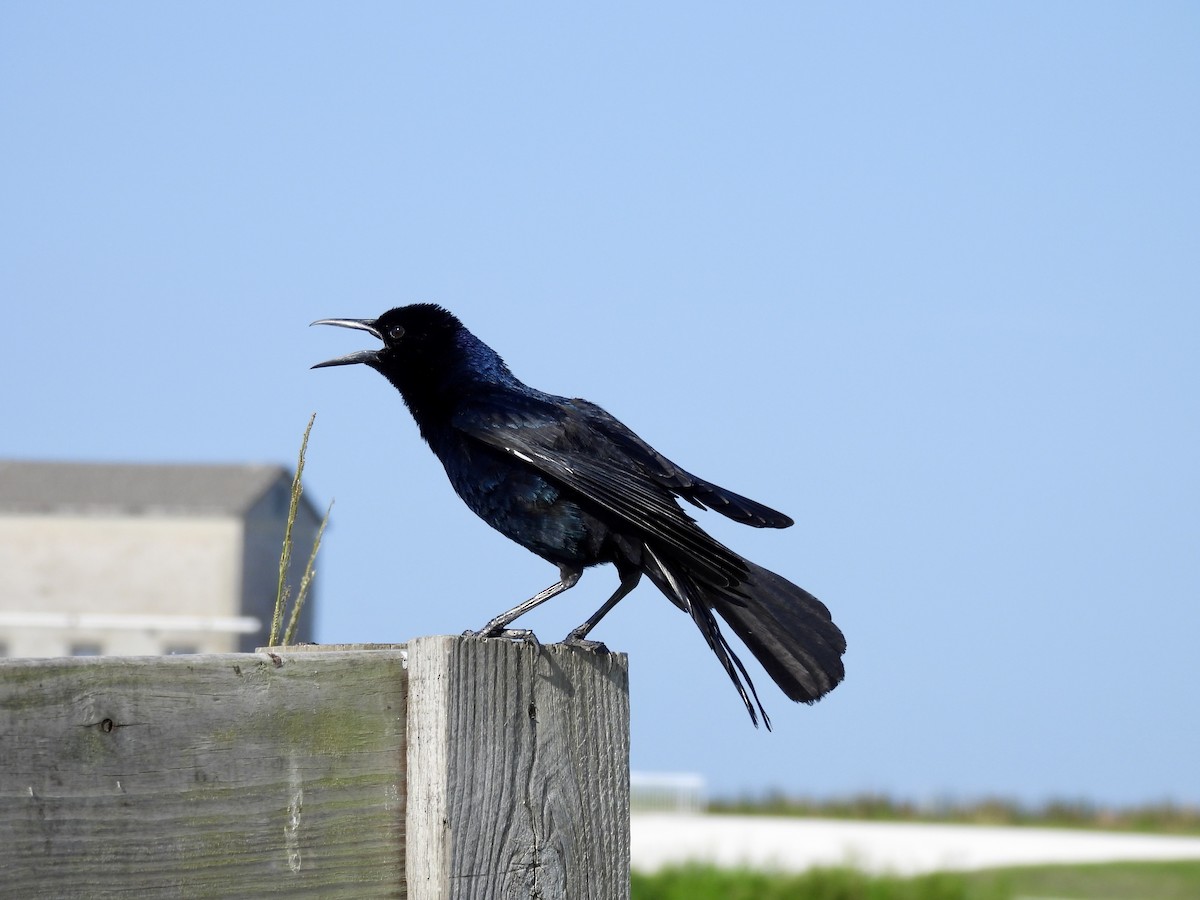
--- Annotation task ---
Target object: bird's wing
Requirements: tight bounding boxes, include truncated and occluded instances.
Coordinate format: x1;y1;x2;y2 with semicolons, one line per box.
452;394;748;587
564;398;794;529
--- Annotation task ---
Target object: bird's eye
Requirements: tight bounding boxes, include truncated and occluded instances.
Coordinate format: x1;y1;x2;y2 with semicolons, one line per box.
388;325;405;340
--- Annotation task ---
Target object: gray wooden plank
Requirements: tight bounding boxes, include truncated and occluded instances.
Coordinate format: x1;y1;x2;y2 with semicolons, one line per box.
406;636;630;900
0;648;407;899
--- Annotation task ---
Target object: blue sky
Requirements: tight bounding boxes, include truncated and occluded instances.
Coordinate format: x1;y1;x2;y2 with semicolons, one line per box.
3;4;1197;806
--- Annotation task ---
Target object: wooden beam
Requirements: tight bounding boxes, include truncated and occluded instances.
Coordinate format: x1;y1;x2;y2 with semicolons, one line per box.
0;647;408;897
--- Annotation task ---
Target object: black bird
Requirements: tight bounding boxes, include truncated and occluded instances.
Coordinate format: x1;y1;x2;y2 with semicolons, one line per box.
312;304;845;727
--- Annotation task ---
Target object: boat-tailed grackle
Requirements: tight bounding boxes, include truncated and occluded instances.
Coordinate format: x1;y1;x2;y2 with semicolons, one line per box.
312;304;845;727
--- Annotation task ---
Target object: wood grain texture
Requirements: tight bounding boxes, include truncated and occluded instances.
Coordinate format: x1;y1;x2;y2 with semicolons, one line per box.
0;648;407;898
406;636;630;900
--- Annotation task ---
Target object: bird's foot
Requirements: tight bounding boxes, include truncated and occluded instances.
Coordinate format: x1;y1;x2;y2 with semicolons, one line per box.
561;634;610;654
463;627;541;648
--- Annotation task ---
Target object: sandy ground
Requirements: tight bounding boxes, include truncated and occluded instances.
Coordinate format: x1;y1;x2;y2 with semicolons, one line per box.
631;814;1200;875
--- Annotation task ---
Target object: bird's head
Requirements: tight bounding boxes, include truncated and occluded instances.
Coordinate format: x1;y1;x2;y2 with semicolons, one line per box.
310;303;464;373
311;304;516;419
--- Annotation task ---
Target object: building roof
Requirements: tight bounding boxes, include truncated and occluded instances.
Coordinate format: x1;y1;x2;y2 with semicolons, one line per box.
0;460;312;517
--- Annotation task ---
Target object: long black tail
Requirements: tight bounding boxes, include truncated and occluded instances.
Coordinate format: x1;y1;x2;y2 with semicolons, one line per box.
643;548;846;729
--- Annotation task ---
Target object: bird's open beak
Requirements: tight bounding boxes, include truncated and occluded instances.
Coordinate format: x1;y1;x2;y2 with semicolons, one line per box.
310;318;383;368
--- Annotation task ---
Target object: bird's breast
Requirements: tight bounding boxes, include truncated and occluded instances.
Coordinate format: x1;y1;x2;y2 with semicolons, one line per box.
436;438;608;567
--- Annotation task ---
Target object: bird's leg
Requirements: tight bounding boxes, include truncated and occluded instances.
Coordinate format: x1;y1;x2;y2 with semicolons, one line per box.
563;568;642;649
468;567;582;638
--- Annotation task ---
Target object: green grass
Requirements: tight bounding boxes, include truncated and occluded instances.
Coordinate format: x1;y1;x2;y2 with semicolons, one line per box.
972;859;1200;899
631;859;1200;900
631;865;993;900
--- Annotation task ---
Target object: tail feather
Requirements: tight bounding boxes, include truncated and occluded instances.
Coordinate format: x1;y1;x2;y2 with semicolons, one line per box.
642;546;772;727
644;547;845;728
714;560;846;704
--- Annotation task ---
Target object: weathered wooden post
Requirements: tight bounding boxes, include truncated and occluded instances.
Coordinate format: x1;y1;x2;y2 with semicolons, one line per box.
0;636;630;899
406;636;630;899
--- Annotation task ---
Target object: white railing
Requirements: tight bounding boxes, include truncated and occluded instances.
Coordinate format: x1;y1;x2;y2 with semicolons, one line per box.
630;771;706;814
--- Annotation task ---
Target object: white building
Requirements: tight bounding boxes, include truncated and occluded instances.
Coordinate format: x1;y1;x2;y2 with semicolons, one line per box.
0;460;322;657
